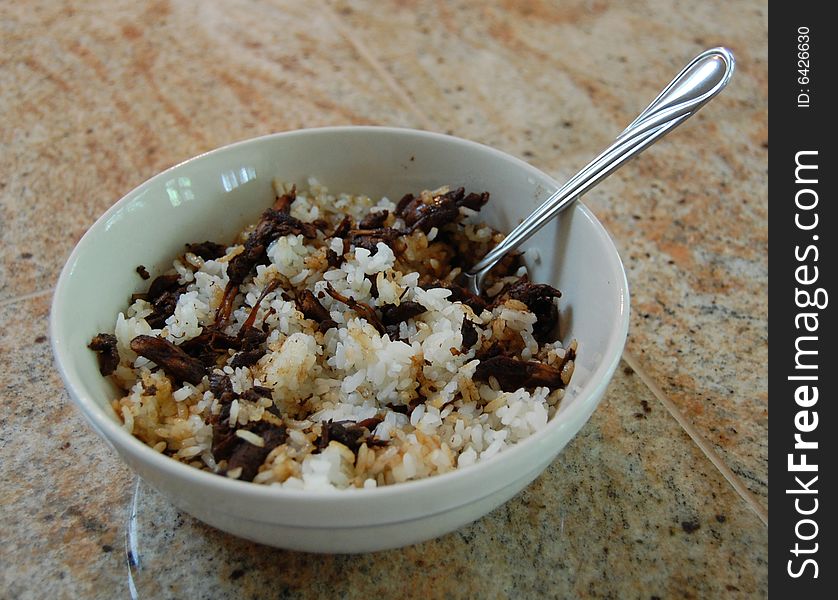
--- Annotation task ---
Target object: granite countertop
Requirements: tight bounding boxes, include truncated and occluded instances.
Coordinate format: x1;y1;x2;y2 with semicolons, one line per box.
0;1;767;597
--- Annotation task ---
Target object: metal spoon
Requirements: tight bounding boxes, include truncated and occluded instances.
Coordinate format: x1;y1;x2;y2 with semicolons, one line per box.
463;47;735;295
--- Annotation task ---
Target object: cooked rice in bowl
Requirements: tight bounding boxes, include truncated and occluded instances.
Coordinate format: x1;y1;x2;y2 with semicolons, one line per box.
88;179;576;490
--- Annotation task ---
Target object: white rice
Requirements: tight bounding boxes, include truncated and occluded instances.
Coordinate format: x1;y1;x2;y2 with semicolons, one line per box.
104;179;575;490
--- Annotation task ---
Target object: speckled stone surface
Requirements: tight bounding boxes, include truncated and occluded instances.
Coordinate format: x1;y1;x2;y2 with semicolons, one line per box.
0;295;136;597
1;0;767;597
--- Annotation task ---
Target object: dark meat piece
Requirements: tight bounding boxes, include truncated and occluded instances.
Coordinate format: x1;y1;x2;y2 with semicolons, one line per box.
348;227;404;254
330;215;353;239
211;403;236;459
130;335;206;385
461;319;478;351
226;254;254;288
318;319;338;334
400;194;459;233
226;423;288;482
312;218;330;232
152;292;179;326
146;273;180;300
366;273;379;299
251;385;273;398
474;341;502;361
227;208;318;286
148;290;180;328
502;275;562;343
326;248;343;268
359;209;389;229
296;289;331;323
88;333;120;376
191;324;264;374
208;371;235;401
267;209;318;238
272;185;296;213
395;192;415;215
265;402;282;418
240;386;273;403
459;191;490;211
395;187;489;234
380;301;426;326
180;329;240;363
407;396;425;415
180;342;228;369
240;327;268;351
473;356;564;392
441;281;488;313
144;274;186;328
324;284;385;335
356;416;384;431
556;344;576;373
185;241;227;260
315;420;377;454
229;349;264;369
136;265;150;280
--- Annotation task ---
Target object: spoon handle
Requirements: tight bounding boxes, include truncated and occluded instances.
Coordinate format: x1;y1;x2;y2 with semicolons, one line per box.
465;47;735;294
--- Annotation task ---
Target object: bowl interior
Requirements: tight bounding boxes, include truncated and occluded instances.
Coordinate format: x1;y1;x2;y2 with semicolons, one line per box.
52;127;628;503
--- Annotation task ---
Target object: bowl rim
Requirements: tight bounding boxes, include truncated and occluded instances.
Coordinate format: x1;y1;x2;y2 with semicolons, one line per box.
50;125;630;507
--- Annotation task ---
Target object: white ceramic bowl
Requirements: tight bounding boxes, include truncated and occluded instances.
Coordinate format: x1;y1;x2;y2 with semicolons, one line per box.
51;127;629;553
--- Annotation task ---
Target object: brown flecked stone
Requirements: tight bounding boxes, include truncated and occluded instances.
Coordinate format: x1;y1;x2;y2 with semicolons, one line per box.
0;0;767;595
